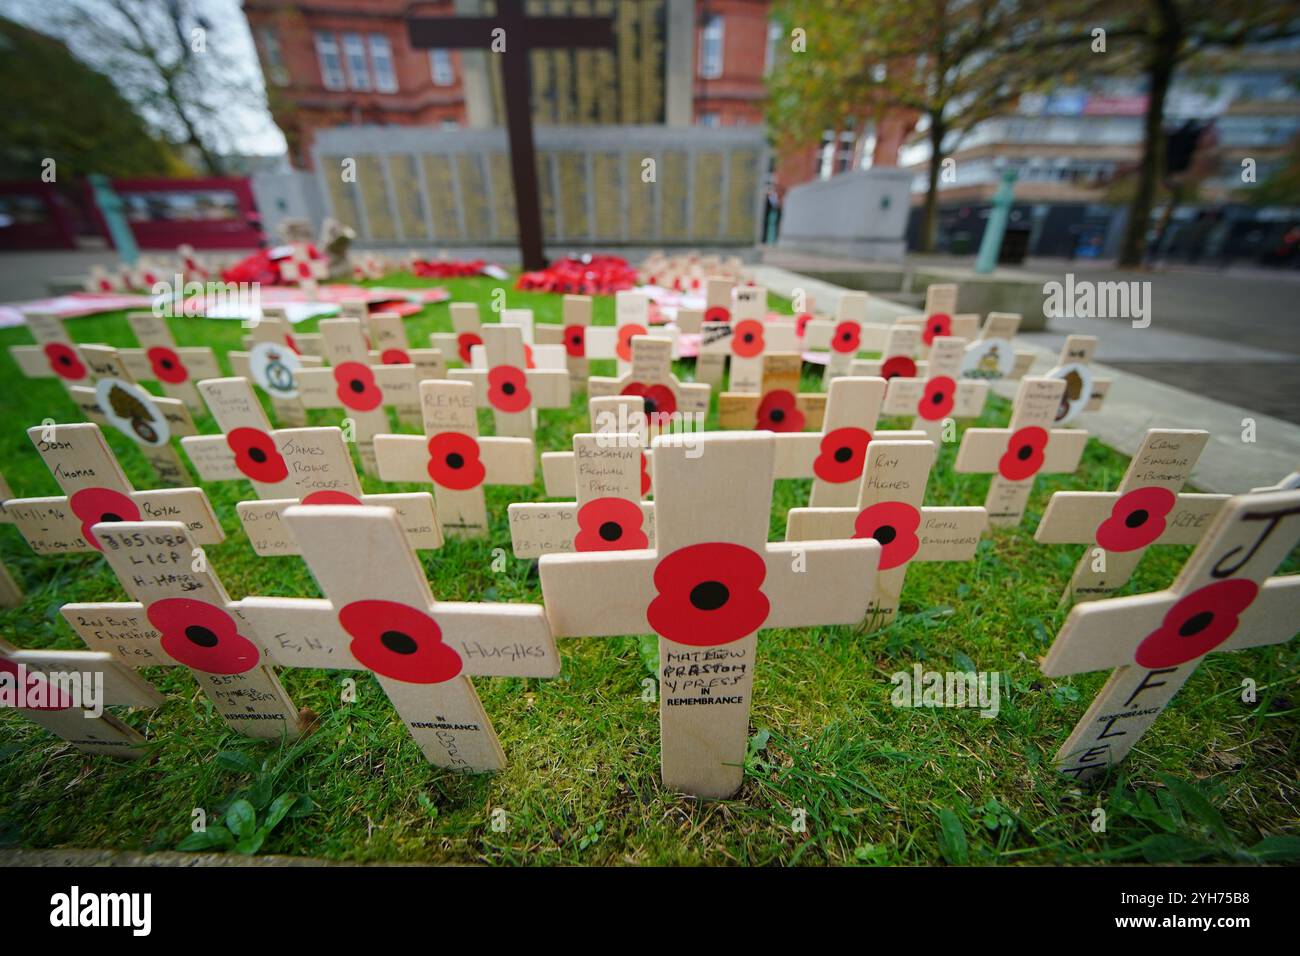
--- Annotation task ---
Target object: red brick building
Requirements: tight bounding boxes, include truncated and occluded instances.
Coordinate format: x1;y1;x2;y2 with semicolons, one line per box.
244;0;908;192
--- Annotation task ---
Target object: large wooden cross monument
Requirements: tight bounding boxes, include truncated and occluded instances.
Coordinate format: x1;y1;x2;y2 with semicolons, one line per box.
407;0;615;270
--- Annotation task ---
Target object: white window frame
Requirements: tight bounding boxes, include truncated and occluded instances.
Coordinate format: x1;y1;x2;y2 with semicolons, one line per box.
699;15;724;80
369;34;397;93
260;28;289;86
429;49;455;86
314;32;346;91
342;32;371;91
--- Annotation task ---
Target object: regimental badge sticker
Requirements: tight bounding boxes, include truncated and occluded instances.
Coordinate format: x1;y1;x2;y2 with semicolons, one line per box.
249;340;303;400
960;338;1016;381
94;377;171;447
1045;361;1094;425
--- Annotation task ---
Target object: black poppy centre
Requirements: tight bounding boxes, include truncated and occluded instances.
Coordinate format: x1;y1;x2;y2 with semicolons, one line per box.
501;381;516;395
690;580;729;611
380;630;419;655
872;525;897;545
599;521;623;542
1178;611;1214;637
834;446;853;463
1017;444;1033;460
185;625;219;648
249;447;267;464
769;408;785;423
1125;508;1149;528
100;512;124;523
446;453;465;469
349;378;366;394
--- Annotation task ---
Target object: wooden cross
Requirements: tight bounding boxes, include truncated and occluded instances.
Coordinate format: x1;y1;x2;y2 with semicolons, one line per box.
695;301;800;395
374;379;534;539
8;312;96;399
802;291;887;384
955;312;1035;384
541;395;653;498
876;336;990;442
786;439;988;630
0;638;165;758
61;519;306;739
278;245;328;292
539;432;881;798
241;503;559;771
1043;334;1112;425
117;311;221;414
509;432;655;559
955;376;1088;527
342;303;448;428
534;294;614;392
1035;428;1229;602
293;318;425;473
1042;489;1300;781
448;322;570;440
718;352;826;433
766;376;927;507
431;303;486;367
406;0;615;270
852;325;924;382
68;344;199;486
6;422;222;557
588;335;709;432
231;310;325;427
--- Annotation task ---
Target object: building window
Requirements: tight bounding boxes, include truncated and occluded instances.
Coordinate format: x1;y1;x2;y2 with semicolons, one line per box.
369;34;397;92
764;21;781;76
429;49;455;86
259;28;289;86
699;15;724;79
699;112;720;128
342;32;371;91
314;32;345;90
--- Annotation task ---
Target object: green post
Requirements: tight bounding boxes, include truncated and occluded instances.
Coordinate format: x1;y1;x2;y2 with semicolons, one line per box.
88;173;139;265
974;168;1018;275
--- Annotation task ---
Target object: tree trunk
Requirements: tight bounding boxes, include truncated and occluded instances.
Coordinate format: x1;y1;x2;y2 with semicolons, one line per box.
921;118;945;253
1118;3;1181;268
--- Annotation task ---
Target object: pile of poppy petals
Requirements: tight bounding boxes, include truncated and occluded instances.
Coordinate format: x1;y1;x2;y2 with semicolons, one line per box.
516;255;638;295
411;259;490;278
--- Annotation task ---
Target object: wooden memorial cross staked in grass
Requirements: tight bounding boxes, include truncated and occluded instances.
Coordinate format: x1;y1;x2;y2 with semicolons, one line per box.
119;312;221;414
346;305;449;427
8;312;95;399
374;379;534;539
955;376;1088;528
718;352;826;433
539;432;880;798
695;289;799;395
1043;335;1112;425
293;318;422;473
588;335;710;433
431;303;487;367
448;322;570;440
767;376;928;507
802;291;879;384
703;276;734;323
1041;489;1300;781
534;294;616;392
6;423;222;557
0;638;165;758
278;245;328;292
231;311;324;427
68;344;200;486
852;325;923;382
878;336;989;443
541;395;654;498
60;520;305;739
509;432;654;559
241;504;559;771
407;0;614;270
785;439;988;630
1035;429;1229;602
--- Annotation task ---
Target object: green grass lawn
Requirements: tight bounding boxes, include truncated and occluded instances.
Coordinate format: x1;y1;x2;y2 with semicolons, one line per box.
0;273;1295;865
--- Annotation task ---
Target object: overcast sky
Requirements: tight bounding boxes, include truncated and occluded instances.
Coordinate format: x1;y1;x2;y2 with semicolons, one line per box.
9;0;287;157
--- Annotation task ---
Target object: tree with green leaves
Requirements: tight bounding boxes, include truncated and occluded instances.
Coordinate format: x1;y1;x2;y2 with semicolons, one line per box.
0;16;182;180
1084;2;1300;266
767;0;1097;252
